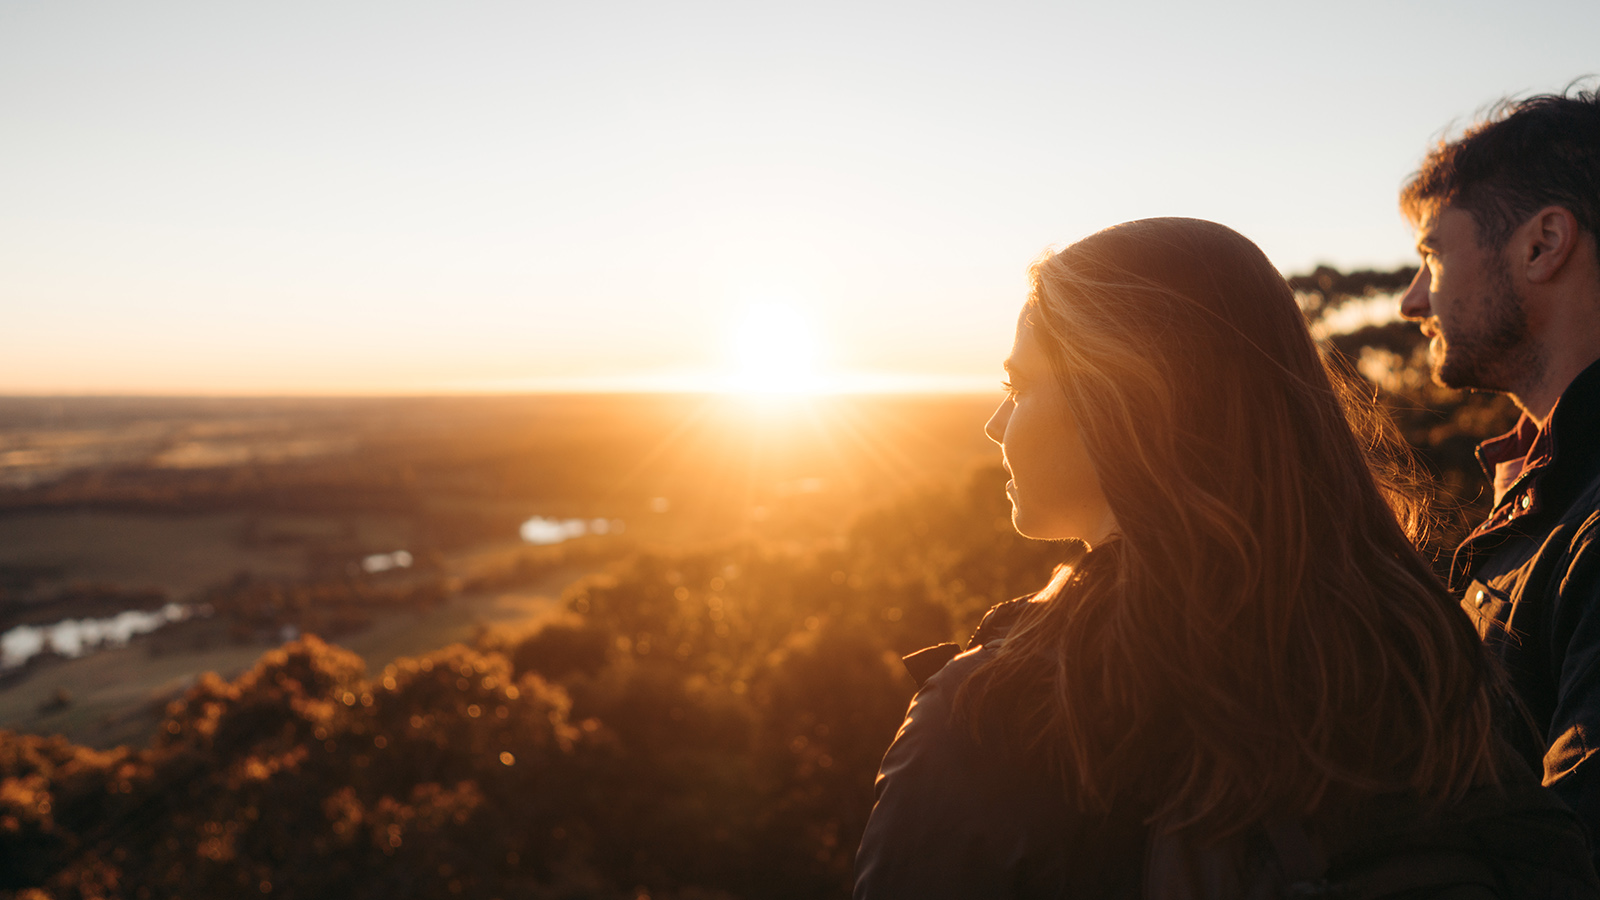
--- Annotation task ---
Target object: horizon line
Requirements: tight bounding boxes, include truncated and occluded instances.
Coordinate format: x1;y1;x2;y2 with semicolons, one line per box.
0;371;1004;400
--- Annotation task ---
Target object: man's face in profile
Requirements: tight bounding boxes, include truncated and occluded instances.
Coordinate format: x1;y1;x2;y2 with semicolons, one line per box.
1398;206;1534;393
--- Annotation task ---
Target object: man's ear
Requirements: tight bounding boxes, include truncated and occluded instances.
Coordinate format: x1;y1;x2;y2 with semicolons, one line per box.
1519;205;1582;284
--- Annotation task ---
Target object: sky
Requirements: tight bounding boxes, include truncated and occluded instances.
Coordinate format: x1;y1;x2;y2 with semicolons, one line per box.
2;0;1598;395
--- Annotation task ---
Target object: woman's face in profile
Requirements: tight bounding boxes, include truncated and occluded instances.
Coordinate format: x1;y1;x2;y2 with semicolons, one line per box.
985;311;1114;544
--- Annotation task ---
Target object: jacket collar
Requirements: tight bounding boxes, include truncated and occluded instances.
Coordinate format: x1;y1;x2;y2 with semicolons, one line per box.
1464;356;1600;542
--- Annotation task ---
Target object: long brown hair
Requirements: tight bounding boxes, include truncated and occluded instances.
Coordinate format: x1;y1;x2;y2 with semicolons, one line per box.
961;218;1502;836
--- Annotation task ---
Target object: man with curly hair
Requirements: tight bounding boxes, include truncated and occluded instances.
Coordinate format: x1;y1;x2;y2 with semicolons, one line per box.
1400;85;1600;853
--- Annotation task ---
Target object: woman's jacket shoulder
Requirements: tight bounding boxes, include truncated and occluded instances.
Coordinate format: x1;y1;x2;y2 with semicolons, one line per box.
900;594;1033;688
856;595;1146;900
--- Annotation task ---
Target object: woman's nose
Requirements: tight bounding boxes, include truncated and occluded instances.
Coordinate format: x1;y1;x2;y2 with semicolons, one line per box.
984;400;1009;445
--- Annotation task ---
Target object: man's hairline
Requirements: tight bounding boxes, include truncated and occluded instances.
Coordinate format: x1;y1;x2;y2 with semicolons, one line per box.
1404;197;1544;256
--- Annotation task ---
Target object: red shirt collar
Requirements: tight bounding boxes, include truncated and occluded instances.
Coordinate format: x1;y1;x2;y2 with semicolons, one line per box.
1478;414;1550;508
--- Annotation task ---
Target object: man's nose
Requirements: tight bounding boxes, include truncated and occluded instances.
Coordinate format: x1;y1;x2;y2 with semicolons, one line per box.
1398;265;1431;320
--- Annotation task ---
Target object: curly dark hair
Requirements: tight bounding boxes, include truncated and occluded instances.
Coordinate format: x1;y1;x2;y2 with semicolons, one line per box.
1401;82;1600;251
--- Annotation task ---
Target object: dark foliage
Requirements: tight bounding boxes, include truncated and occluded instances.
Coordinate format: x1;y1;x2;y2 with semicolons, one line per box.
0;464;1070;900
1309;268;1520;552
1289;264;1419;320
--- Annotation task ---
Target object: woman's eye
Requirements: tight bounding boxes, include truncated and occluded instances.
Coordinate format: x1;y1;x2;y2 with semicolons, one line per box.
1001;380;1018;398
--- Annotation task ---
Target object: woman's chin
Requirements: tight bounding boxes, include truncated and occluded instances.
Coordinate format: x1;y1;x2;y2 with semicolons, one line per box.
1011;513;1065;542
1012;511;1111;545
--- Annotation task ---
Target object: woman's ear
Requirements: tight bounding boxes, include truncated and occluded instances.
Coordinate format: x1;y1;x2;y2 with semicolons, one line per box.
1520;205;1582;284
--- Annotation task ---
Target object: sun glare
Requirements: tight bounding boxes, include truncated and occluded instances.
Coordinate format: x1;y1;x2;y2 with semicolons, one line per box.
724;303;825;395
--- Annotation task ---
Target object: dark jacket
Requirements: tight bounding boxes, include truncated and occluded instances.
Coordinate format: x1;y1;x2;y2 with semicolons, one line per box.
1454;357;1600;866
853;601;1145;899
855;600;1600;899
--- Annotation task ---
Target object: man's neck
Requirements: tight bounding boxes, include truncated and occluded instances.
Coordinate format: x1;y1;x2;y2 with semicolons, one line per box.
1514;238;1600;426
1511;348;1600;427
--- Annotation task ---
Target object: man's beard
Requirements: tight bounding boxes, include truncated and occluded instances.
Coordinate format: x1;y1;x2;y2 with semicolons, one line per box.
1431;260;1543;394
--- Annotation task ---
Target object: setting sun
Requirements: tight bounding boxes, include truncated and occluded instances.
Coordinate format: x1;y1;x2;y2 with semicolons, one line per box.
724;304;825;395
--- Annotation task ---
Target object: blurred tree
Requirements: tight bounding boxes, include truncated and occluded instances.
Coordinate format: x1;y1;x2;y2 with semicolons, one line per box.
1293;263;1519;552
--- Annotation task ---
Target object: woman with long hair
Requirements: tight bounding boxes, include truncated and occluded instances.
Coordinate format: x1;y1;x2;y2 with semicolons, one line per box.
853;218;1599;898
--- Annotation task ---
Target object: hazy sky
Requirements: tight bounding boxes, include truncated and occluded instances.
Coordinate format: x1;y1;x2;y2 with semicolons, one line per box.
2;0;1598;394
